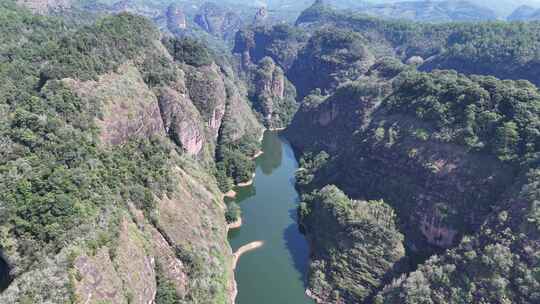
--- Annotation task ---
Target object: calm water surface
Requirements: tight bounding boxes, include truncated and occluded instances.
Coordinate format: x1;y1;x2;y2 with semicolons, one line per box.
228;131;314;304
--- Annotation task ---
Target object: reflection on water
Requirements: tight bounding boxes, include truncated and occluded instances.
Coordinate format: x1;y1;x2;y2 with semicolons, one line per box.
228;131;314;304
259;131;283;175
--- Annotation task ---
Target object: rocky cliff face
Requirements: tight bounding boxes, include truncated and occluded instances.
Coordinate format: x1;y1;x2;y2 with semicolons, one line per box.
285;59;540;303
158;82;206;156
288;28;375;100
16;0;71;13
185;63;227;140
194;2;244;41
63;64;166;147
234;24;308;71
234;25;375;101
377;171;540;303
250;57;297;129
253;6;269;25
287;67;518;253
166;3;187;33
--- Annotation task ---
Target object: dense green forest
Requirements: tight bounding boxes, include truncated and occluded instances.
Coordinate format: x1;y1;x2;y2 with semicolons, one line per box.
385;70;540;163
0;1;168;255
3;0;540;303
269;2;540;303
288;64;540;304
237;1;540;91
299;185;405;303
0;2;251;302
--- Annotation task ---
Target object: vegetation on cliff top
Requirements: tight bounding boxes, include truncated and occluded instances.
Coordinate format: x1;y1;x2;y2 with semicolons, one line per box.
280;3;540;303
0;3;171;254
299;185;405;303
377;168;540;304
386;70;540;163
0;3;243;302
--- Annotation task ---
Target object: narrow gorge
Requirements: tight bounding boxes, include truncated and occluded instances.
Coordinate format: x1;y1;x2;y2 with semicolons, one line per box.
228;132;314;304
1;1;540;304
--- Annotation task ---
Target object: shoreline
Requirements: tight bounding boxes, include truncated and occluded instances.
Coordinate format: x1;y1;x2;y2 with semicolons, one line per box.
237;173;256;187
223;190;237;199
305;289;323;303
232;241;264;270
227;218;242;231
251;150;264;159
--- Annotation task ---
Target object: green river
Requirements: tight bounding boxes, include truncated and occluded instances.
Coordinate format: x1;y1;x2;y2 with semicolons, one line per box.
228;131;315;304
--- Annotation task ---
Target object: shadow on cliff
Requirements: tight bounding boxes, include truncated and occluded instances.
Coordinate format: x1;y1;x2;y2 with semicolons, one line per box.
0;252;11;292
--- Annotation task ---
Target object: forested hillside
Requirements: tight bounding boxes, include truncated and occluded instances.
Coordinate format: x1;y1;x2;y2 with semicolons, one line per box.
236;0;540;89
232;1;540;303
3;0;540;303
0;1;264;302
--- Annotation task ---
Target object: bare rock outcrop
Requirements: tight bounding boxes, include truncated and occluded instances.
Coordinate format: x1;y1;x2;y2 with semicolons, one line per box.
253;6;269;25
166;4;187;33
158;82;205;156
194;2;243;40
63;64;165;146
250;57;297;129
17;0;71;14
185;63;227;140
74;248;127;304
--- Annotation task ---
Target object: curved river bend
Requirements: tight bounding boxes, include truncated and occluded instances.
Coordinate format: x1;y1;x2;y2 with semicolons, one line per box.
228;131;314;304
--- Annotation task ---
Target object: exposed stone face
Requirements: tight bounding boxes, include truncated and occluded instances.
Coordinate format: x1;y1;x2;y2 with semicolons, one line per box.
158;84;205;156
288;31;375;100
234;30;256;69
74;249;126;304
63;64;166;146
220;77;264;144
128;204;188;297
194;3;243;40
253;6;269;25
166;4;187;32
406;55;424;65
255;58;285;120
185;64;227;140
420;215;458;248
114;219;157;304
17;0;71;14
73;217;157;304
155;166;236;303
249;57;297;129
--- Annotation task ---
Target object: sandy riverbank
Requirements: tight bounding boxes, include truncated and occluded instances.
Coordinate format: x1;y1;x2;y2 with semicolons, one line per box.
252;150;264;159
223;190;237;199
237;173;256;187
227;218;242;231
232;241;264;269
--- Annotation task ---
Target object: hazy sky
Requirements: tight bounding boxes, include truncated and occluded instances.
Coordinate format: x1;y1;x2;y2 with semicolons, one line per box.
222;0;540;16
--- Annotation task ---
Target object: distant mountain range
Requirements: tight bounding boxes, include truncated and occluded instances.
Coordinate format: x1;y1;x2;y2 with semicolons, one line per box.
364;0;540;17
356;0;498;22
238;0;540;22
508;4;540;20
